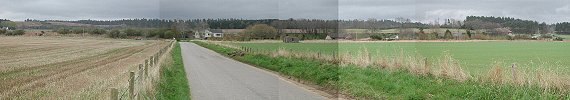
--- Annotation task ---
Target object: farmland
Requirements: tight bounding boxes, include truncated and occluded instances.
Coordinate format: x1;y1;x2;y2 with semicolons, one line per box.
343;28;469;33
0;36;171;99
197;40;570;99
228;41;570;74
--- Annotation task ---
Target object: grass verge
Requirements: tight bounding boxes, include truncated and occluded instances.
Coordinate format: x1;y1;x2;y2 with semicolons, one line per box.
156;42;191;99
192;41;570;99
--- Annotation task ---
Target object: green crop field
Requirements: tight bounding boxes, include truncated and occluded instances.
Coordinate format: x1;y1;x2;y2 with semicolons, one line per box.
343;28;470;33
229;41;570;74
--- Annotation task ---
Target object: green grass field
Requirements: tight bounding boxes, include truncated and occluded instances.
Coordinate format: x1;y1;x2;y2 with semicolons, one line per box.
343;28;469;33
231;41;570;74
197;41;570;99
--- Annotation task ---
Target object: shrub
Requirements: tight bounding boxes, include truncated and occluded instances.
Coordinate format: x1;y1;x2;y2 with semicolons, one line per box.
220;33;251;41
108;29;121;38
0;29;6;34
370;34;386;40
466;30;472;39
124;28;142;36
418;29;429;40
243;24;278;39
146;29;162;38
161;30;176;39
56;28;71;34
90;28;107;35
444;29;453;39
432;32;440;39
118;32;128;38
553;36;564;41
72;28;84;34
370;33;397;40
6;30;25;36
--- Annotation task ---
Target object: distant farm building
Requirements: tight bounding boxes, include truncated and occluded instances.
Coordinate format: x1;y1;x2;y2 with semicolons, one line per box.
1;27;11;30
325;35;333;40
210;29;223;38
194;29;223;39
283;36;300;43
326;33;347;39
452;32;463;37
487;28;512;35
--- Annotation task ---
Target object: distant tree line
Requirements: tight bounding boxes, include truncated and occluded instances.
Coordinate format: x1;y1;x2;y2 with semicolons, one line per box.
554;22;570;34
107;28;177;39
52;27;178;39
16;17;570;40
73;19;174;28
53;28;107;35
63;18;426;33
464;16;541;34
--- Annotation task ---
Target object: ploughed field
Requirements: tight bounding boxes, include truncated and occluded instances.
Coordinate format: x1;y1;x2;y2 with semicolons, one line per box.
231;41;570;74
0;36;169;99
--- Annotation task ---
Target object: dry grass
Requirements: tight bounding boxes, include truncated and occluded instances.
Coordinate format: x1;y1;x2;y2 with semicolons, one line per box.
0;36;172;99
213;41;570;92
477;61;570;91
484;62;504;84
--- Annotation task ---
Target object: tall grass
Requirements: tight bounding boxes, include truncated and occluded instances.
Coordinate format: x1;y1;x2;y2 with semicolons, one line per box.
155;42;191;99
213;41;570;87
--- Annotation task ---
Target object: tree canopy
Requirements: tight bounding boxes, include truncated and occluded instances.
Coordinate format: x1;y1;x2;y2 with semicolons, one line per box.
243;24;278;39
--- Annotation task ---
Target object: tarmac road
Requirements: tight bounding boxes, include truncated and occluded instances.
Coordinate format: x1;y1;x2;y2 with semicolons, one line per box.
180;42;326;100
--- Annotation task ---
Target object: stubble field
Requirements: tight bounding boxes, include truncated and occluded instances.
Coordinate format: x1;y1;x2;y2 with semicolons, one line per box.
0;36;170;99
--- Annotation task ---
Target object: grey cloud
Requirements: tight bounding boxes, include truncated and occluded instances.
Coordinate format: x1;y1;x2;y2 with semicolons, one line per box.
339;0;570;23
278;0;338;19
1;0;159;21
1;0;569;23
159;0;278;19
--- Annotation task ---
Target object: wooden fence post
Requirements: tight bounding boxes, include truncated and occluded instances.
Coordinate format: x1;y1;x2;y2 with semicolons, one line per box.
143;63;148;78
155;53;159;64
145;60;148;68
129;71;135;99
512;63;517;83
150;56;154;67
110;88;118;100
138;64;144;79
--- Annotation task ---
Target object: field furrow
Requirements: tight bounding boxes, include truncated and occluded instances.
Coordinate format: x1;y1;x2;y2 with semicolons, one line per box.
0;36;169;99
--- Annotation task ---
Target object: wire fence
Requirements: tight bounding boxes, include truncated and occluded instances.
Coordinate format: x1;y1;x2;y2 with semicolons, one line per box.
109;40;175;100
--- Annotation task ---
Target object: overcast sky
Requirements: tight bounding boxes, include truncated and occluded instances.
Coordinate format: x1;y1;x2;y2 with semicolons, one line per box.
1;0;569;23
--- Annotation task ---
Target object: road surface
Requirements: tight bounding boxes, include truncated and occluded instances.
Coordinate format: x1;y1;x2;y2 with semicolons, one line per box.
180;42;326;100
